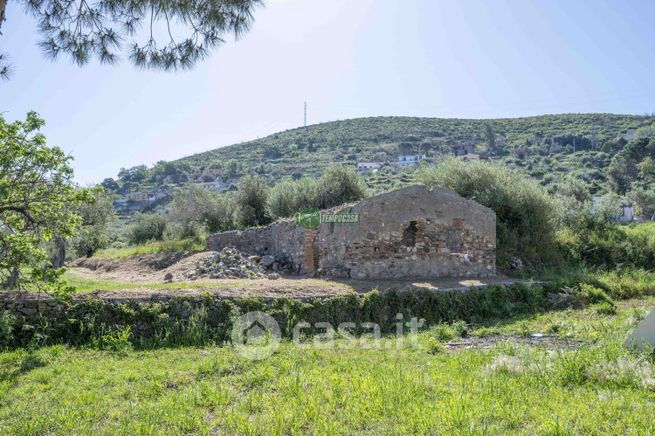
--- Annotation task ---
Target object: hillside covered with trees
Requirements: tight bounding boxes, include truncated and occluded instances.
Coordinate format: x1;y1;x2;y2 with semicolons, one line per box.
103;113;655;214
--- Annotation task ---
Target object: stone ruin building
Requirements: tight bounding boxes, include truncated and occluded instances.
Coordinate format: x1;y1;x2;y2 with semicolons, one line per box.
208;185;496;279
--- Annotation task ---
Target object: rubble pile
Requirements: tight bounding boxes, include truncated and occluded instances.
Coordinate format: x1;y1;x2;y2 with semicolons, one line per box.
183;247;281;280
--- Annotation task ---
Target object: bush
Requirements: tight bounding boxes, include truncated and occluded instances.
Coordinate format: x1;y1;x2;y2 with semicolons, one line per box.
235;176;270;227
169;185;236;235
0;283;546;349
267;177;320;219
0;311;15;344
557;217;655;270
596;302;618;316
127;213;168;245
578;283;614;306
317;165;367;209
72;228;112;258
92;326;133;354
71;191;117;257
431;324;456;342
417;158;561;268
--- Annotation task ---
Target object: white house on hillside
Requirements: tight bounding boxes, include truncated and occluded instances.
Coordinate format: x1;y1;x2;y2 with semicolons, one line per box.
397;154;425;165
357;162;382;171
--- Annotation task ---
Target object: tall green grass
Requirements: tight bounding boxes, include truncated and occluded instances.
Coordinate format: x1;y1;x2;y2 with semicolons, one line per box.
93;238;206;259
1;313;654;434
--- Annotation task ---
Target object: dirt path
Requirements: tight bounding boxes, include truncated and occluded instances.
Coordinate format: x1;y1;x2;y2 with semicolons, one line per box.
69;251;525;299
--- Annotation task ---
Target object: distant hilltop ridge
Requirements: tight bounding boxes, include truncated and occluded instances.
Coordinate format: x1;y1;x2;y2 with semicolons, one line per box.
103;113;655;215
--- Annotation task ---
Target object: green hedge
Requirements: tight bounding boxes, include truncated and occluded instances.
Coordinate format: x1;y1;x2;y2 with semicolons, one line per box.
0;284;547;349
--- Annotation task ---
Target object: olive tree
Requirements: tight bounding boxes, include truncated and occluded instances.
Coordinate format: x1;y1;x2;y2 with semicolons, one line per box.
235;175;269;227
169;184;235;234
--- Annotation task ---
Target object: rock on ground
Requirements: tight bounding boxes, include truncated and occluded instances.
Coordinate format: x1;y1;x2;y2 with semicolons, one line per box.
184;247;279;280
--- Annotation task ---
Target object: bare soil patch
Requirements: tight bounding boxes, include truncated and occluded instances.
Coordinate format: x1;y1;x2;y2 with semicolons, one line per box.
69;251;524;299
71;252;210;283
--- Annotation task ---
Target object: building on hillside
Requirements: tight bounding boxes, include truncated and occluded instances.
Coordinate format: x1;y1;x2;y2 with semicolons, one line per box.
396;154;425;165
115;189;169;214
208;185;496;279
619;205;634;223
127;192;150;202
201;180;230;191
357;162;382;171
592;195;636;223
452;144;477;156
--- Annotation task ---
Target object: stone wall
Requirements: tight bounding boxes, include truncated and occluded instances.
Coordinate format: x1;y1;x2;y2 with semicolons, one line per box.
208;185;496;279
318;186;496;279
207;220;310;274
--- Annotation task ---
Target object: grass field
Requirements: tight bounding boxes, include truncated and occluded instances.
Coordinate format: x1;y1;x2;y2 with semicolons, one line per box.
1;296;654;434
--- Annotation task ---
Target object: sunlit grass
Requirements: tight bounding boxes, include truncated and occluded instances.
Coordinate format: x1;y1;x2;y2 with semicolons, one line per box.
62;272;210;292
470;295;655;342
93;238;206;259
1;295;655;434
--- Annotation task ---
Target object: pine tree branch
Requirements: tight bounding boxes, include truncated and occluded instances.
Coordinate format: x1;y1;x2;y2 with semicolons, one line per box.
0;0;6;31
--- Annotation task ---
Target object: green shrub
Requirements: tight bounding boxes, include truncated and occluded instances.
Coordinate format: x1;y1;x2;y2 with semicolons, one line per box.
92;327;133;354
317;165;368;209
235;176;270;227
267;177;320;219
557;219;655;270
578;283;614;306
72;228;112;258
596;302;618;316
425;337;447;354
169;185;236;234
430;321;467;342
431;324;456;342
595;268;655;300
417;158;561;268
0;311;15;344
71;192;117;257
127;213;168;245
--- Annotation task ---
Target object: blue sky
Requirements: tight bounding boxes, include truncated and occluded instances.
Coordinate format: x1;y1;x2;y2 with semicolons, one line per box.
1;0;654;184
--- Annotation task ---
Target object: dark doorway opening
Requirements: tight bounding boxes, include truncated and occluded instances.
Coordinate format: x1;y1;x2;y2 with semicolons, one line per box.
401;221;418;246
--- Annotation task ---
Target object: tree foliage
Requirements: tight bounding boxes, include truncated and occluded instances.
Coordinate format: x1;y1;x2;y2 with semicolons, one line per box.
169;184;235;234
267;177;319;219
417;158;561;268
0;0;262;78
127;212;167;245
235;175;269;227
0;112;91;289
317;165;367;209
607;138;655;194
71;190;117;257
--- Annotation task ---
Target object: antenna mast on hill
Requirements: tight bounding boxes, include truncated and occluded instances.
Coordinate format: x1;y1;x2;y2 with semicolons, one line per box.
304;101;307;128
